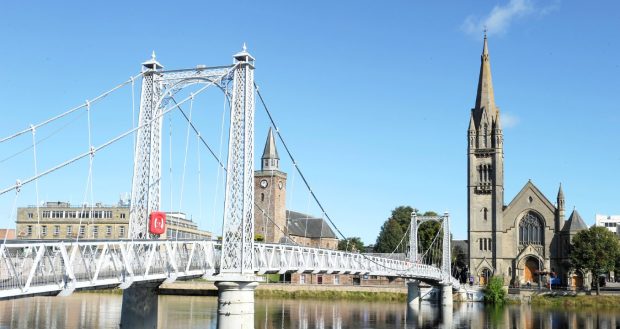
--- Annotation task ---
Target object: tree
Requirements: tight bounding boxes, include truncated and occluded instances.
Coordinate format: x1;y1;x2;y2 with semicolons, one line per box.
374;206;441;254
418;221;441;253
338;237;365;252
452;244;468;282
483;276;506;305
570;226;620;295
374;219;403;253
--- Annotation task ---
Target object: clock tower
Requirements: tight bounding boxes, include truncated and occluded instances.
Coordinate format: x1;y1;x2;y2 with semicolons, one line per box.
254;128;287;243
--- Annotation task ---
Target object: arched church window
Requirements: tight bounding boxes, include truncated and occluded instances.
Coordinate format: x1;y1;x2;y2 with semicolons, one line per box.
519;212;543;246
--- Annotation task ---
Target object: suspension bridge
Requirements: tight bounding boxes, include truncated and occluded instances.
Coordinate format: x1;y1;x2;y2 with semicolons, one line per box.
0;46;459;327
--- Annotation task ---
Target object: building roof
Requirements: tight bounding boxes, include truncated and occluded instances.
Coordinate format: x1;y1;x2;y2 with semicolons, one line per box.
563;210;588;232
262;127;279;160
285;210;337;239
473;34;498;125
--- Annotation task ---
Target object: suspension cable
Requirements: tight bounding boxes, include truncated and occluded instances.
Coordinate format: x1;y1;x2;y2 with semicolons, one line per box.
0;72;144;144
169;95;300;246
255;83;440;271
178;95;194;211
254;84;349;243
31;126;42;239
0;65;235;196
3;188;21;244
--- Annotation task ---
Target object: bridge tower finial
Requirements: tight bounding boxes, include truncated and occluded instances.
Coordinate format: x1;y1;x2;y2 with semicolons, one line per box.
141;51;163;70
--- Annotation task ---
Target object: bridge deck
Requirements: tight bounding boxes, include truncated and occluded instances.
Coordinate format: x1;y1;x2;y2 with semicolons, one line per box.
0;240;458;299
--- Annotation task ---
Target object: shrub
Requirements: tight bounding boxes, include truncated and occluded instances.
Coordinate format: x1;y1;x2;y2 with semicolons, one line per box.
484;276;506;305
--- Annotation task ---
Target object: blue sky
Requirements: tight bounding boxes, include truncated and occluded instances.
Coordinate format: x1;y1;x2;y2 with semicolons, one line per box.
0;1;618;244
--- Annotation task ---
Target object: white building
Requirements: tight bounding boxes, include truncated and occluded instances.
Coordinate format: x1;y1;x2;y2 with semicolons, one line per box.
595;214;620;234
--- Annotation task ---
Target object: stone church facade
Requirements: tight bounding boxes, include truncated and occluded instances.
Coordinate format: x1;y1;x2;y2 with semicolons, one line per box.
467;36;588;287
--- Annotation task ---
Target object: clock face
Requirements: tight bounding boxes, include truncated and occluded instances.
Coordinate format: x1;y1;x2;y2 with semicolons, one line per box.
278;181;283;190
260;179;268;188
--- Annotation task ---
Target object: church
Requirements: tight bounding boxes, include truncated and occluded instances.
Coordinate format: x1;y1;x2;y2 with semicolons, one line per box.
467;35;588;288
253;128;339;250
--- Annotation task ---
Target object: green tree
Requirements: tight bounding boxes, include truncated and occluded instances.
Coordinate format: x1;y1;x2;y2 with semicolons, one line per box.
374;219;404;253
483;276;506;305
452;244;467;281
374;206;440;254
338;237;365;252
570;226;620;295
418;220;441;253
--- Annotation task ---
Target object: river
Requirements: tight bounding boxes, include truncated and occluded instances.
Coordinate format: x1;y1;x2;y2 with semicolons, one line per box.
1;293;619;328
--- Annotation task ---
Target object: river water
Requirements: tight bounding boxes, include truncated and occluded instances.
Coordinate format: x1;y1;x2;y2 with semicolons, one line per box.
1;293;619;328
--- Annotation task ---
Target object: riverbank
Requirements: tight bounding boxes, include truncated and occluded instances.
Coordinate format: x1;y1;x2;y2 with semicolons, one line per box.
157;281;408;301
531;294;620;308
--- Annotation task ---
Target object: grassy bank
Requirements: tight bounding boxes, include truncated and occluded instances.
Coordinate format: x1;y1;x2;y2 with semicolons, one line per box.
77;288;123;295
531;295;620;308
255;289;406;302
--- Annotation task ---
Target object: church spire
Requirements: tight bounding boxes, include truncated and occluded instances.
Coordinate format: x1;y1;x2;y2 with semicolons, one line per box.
475;34;496;115
556;183;566;230
261;127;280;171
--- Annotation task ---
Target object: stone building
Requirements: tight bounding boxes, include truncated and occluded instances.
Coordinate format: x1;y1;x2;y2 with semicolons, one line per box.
254;128;339;250
467;35;587;287
15;201;211;240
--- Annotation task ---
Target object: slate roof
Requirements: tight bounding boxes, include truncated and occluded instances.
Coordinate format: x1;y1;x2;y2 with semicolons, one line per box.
285;210;337;239
261;127;279;160
563;210;588;232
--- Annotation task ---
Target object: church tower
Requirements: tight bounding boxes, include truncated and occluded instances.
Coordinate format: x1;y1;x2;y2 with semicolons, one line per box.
254;128;287;243
468;34;504;277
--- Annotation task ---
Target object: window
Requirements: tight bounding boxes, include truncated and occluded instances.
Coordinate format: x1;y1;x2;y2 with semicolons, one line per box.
28;213;33;219
41;225;47;236
519;212;543;246
79;225;85;237
67;211;77;218
483;208;488;221
92;226;99;238
120;213;126;219
119;226;125;237
106;226;112;236
479;238;492;251
42;211;50;218
334;275;340;285
299;274;305;284
26;225;33;236
104;211;113;219
66;226;73;237
54;225;60;236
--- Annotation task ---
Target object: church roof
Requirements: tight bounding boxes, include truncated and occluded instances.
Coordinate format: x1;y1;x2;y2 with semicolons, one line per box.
285;210;337;239
504;180;556;214
472;34;499;128
563;210;588;232
557;183;565;200
262;127;279;160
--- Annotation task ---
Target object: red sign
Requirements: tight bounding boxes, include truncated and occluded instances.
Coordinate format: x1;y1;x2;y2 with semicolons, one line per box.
149;212;166;235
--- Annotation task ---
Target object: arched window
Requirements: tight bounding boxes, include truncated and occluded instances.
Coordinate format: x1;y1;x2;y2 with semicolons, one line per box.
519;212;543;246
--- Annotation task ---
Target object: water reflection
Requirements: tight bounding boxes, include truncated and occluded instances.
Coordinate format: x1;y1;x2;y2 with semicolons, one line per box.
2;294;620;328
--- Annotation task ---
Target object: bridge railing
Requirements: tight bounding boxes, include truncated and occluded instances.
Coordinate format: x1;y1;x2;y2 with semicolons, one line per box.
1;239;452;299
253;243;443;281
0;239;219;299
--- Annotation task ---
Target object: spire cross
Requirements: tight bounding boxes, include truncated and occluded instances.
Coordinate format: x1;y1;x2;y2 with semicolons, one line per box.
483;26;488;38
